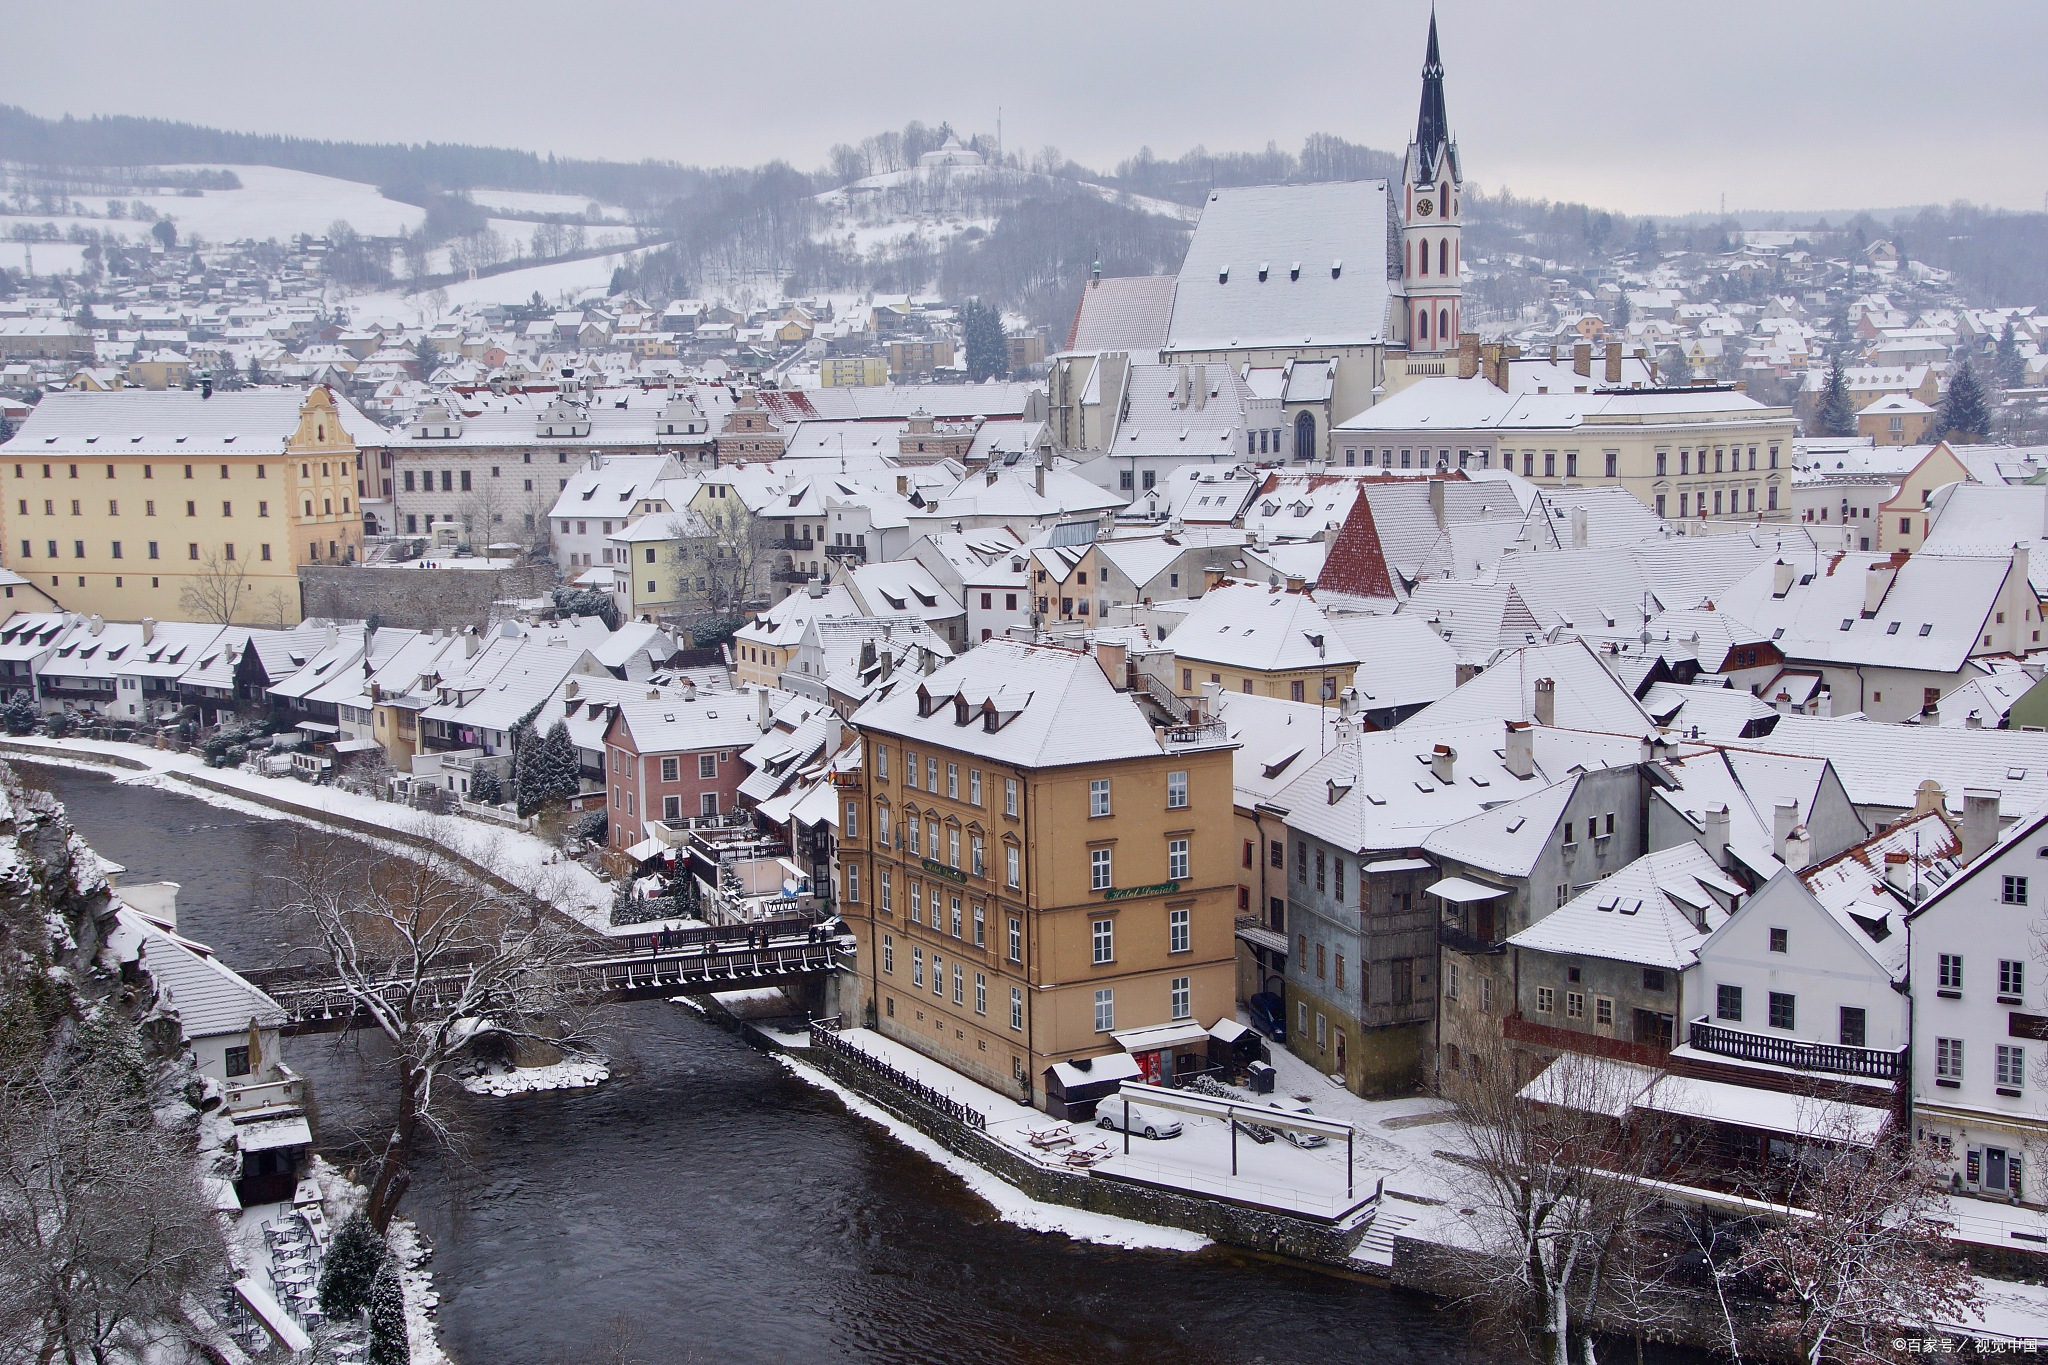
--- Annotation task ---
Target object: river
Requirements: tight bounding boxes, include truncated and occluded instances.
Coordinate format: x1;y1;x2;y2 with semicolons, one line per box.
29;765;1471;1365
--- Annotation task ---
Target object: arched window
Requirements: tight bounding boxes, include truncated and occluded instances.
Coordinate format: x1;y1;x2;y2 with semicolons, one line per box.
1438;238;1448;275
1440;307;1451;343
1294;411;1317;463
1417;308;1430;343
1418;241;1428;276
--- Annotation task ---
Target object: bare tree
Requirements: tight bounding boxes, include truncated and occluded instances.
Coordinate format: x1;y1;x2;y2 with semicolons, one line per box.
1721;1125;1979;1365
0;1014;229;1365
178;549;253;624
1445;1038;1692;1365
271;828;593;1231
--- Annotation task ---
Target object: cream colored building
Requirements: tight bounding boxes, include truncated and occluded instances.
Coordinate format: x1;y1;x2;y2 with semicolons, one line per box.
0;387;366;625
841;640;1239;1106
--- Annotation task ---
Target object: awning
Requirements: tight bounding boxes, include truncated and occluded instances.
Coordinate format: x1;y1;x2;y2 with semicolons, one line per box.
1427;876;1510;903
235;1114;312;1152
294;721;340;735
1365;857;1435;875
623;837;667;862
1236;923;1288;954
1636;1073;1886;1147
1113;1021;1212;1054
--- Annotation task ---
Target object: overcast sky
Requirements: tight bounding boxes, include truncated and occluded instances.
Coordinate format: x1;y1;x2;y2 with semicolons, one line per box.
5;1;2044;217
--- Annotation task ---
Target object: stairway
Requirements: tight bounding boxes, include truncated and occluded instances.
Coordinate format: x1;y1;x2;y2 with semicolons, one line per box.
1352;1207;1417;1267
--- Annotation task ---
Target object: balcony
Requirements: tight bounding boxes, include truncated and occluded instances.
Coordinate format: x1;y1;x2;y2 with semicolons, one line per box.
769;536;815;551
825;541;867;562
1439;921;1505;956
1160;717;1229;750
771;566;816;584
1686;1017;1903;1081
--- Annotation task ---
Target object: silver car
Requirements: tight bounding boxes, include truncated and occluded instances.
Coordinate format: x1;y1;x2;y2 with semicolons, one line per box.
1268;1100;1329;1148
1096;1103;1184;1140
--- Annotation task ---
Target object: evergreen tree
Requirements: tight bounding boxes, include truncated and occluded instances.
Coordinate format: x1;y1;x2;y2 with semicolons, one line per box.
508;716;544;817
413;335;437;375
246;355;264;386
1814;354;1856;437
1659;347;1690;387
1936;357;1991;441
366;1255;409;1365
1;692;38;736
316;1213;386;1320
961;299;1008;382
541;720;580;803
467;765;502;806
1997;318;2027;391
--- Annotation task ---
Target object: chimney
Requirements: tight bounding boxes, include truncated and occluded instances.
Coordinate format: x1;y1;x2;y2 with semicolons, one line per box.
1772;560;1794;597
1604;342;1622;384
564;679;579;700
1034;463;1046;497
1192;364;1207;410
1773;799;1799;862
1203;567;1229;593
1863;562;1898;616
755;685;773;732
1455;662;1478;687
1532;677;1556;727
1961;787;2001;864
1285;575;1307;594
896;474;909;495
1570;506;1589;550
1429;478;1447;530
1175;363;1190;410
139;617;155;644
1430;743;1456;784
87;614;104;635
1884;851;1920;901
1782;826;1813;873
823;711;844;754
1572;343;1592;378
1966;709;1984;730
1703;804;1731;869
1457;332;1481;380
1093;640;1128;688
1504;720;1534;779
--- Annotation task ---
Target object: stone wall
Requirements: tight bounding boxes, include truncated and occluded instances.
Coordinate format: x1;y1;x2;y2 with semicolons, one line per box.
298;561;556;631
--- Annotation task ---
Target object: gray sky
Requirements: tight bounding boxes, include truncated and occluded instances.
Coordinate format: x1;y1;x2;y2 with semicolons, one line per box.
5;0;2044;216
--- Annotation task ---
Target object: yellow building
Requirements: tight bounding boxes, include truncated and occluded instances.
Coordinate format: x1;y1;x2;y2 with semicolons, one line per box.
1877;441;1972;552
841;640;1240;1105
820;356;888;388
1858;394;1936;447
0;387;366;625
1166;579;1361;703
125;349;191;391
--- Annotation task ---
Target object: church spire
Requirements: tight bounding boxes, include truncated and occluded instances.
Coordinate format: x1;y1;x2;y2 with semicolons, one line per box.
1413;9;1450;184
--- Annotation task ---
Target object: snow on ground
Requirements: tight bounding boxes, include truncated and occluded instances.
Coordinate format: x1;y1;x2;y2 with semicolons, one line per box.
465;189;630;222
3;165;428;245
458;1054;610;1096
347;247;655;326
0;240;91;276
773;1047;1210;1253
0;737;614;931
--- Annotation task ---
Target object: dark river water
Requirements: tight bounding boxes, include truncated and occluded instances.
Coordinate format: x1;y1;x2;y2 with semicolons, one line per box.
29;764;1472;1365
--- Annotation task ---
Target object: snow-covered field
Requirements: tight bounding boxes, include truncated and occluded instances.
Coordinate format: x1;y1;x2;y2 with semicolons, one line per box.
466;189;629;222
0;164;426;245
0;240;89;276
348;247;654;326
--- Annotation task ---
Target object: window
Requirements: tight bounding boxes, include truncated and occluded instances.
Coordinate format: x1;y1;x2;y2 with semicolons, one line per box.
952;965;963;1005
1296;841;1308;883
1007;915;1023;964
845;803;859;841
1006;844;1020;889
969;770;981;806
1768;992;1796;1030
1445;962;1459;1001
1839;1007;1867;1049
1536;986;1555;1013
224;1045;252;1078
660;757;680;782
1939;954;1964;992
1643;969;1666;993
1167;838;1189;881
2000;959;2025;1001
974;972;986;1016
879;868;892;913
1996;1044;2025;1091
845;864;859;902
699;753;717;779
904;752;918;789
1315;1012;1328;1049
2004;876;2029;906
1769;928;1788;953
1167;769;1188;809
1169;907;1190;953
1011;987;1024;1031
662;795;681;820
926;758;937;790
971;901;984;947
1595;997;1614;1027
971;833;985;878
874;746;889;782
1935;1037;1964;1081
950;897;962;937
1717;984;1743;1021
947;763;959;798
1091;848;1112;891
1094;989;1114;1033
1316;944;1326;979
1171;976;1191;1021
1004;778;1018;816
1089;778;1111;817
912;947;924;988
1092;919;1114;964
1271;841;1284;869
905;815;921;856
1566;991;1585;1019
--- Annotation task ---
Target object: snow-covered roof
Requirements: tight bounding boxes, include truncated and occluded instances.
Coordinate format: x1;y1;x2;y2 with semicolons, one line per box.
1507;842;1742;969
1165;181;1392;351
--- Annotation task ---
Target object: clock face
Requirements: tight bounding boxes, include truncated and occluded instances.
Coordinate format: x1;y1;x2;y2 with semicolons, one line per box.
1415;197;1434;217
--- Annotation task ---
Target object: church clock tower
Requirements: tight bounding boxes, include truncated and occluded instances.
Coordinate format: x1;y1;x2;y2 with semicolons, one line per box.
1400;12;1462;355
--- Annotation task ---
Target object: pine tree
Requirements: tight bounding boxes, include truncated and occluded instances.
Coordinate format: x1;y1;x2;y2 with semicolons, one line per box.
541;720;581;803
509;716;544;817
1815;354;1856;437
468;765;502;806
316;1213;386;1320
246;356;264;386
366;1255;409;1365
961;300;1008;382
1936;357;1991;441
1;692;38;736
1997;319;2026;391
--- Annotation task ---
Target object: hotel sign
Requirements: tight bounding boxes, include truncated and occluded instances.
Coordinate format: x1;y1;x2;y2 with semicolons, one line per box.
921;858;968;884
1103;881;1179;901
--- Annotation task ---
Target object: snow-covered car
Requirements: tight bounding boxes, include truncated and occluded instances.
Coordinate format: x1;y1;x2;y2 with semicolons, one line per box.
1095;1103;1183;1140
1267;1100;1328;1148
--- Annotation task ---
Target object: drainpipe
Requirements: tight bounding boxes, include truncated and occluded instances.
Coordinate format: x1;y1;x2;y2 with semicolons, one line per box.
1018;762;1038;1109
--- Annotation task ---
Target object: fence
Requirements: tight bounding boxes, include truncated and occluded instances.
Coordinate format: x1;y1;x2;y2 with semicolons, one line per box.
1687;1017;1903;1081
808;1021;988;1131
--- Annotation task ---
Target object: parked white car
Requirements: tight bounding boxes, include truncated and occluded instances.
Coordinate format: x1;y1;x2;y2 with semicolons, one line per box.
1095;1103;1183;1140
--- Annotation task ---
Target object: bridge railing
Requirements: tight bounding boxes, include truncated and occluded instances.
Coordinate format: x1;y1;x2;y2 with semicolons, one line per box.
809;1022;988;1131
